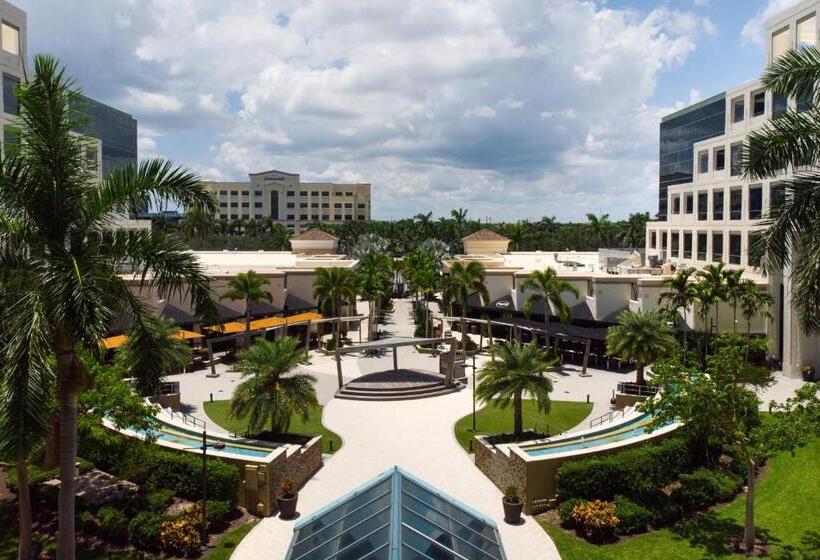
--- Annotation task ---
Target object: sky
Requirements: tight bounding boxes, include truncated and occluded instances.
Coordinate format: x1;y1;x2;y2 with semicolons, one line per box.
15;0;804;222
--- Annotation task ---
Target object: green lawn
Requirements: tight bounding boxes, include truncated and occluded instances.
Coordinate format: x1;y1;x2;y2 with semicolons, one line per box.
453;400;593;452
203;400;342;454
205;519;257;560
541;437;820;559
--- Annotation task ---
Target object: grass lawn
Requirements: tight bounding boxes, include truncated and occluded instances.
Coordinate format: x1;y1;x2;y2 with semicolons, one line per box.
203;400;342;454
453;400;593;452
205;519;258;560
540;437;820;559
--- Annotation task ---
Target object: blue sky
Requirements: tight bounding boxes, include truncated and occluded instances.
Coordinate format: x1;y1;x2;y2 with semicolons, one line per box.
15;0;797;221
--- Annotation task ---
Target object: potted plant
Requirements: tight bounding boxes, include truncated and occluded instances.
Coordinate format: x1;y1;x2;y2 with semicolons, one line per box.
277;478;299;519
801;366;816;382
502;485;524;524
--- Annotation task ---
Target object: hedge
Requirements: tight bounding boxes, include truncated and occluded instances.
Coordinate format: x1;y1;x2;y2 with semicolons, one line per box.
128;511;167;552
614;496;655;535
670;468;742;512
555;435;699;502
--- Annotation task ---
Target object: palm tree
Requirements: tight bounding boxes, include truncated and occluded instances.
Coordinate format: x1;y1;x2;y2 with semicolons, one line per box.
229;337;317;436
0;55;217;559
352;233;390;259
743;45;820;337
739;280;774;342
586;213;612;248
520;267;580;327
621;212;650;248
114;316;192;397
313;267;358;352
180;208;214;240
357;254;393;340
419;238;450;265
0;274;54;560
220;270;272;347
659;267;697;361
475;341;558;437
606;309;678;385
722;268;745;333
696;263;727;337
448;261;489;359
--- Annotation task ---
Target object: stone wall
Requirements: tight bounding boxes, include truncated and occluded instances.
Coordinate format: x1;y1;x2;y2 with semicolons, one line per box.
474;436;527;505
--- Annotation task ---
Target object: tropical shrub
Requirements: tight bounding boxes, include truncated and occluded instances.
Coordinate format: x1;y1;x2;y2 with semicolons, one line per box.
186;500;233;530
78;510;97;534
146;489;175;513
558;498;587;525
160;514;202;557
571;500;619;543
128;511;167;552
613;496;655;535
143;450;239;505
97;507;129;544
671;468;742;512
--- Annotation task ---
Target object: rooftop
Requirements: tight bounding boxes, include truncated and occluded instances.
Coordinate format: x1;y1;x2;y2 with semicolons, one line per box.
191;250;355;276
291;228;338;241
462;228;510;242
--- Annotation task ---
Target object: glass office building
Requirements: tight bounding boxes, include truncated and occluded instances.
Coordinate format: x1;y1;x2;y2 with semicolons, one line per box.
77;95;138;178
286;466;507;560
657;93;725;220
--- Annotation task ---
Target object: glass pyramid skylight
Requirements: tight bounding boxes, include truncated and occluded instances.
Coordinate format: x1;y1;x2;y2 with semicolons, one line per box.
285;466;508;560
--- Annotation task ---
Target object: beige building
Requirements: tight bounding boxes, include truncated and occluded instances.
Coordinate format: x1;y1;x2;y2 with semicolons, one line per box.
204;169;371;234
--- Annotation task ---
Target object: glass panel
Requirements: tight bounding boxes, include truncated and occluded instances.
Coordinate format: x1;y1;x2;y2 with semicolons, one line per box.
753;91;765;116
797;14;816;48
698;150;708;173
697;233;707;260
772;27;791;60
797;86;813;112
729;234;742;265
770;183;786;214
683;233;692;259
402;498;501;557
714;148;725;171
748;233;762;267
1;22;18;55
698;192;708;220
671;232;680;256
732;98;744;123
713;233;723;261
3;73;18;115
713;190;724;220
749;185;763;219
685;193;694;214
773;93;788;116
730;143;742;176
730;188;742;220
402;526;460;560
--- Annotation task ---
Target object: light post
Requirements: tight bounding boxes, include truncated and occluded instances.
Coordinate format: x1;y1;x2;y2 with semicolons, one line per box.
188;431;225;548
471;354;477;432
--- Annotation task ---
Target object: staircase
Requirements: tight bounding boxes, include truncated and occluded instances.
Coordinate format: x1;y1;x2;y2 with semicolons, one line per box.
335;369;464;401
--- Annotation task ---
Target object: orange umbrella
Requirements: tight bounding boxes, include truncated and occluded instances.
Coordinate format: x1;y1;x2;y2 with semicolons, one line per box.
100;334;129;350
173;329;204;340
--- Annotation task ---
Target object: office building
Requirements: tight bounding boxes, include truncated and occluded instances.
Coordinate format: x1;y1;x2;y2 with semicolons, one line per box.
204;169;371;234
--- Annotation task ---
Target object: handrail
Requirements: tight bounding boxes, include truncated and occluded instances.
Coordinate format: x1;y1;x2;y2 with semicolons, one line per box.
588;409;624;428
180;412;207;430
616;382;658;397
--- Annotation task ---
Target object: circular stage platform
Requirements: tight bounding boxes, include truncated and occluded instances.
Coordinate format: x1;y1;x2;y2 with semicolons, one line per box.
335;369;463;401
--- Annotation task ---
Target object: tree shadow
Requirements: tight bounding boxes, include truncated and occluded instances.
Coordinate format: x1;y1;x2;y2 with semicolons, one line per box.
669;512;780;557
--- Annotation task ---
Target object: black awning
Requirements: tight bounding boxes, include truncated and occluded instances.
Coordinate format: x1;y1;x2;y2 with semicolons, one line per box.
159;302;197;325
248;300;282;317
493;315;609;342
467;292;514;312
109;311;135;334
214;302;243;321
284;293;316;313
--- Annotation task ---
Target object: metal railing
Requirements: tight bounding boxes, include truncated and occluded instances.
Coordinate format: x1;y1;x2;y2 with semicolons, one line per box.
616;382;658;397
589;409;624;428
180;412;207;430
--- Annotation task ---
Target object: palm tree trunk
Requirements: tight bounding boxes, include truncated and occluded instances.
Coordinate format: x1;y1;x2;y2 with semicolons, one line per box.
732;298;738;334
425;299;430;338
513;390;523;436
744;458;756;553
635;363;645;385
368;300;374;341
56;344;77;560
682;307;688;364
460;312;468;361
334;300;341;351
17;454;32;560
245;297;251;348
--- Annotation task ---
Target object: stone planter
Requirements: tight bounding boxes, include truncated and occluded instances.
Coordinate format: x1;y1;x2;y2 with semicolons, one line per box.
502;497;523;524
277;492;299;519
801;366;816;382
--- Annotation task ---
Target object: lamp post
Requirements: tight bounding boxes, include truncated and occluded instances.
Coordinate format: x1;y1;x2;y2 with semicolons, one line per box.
188;431;225;548
471;354;477;432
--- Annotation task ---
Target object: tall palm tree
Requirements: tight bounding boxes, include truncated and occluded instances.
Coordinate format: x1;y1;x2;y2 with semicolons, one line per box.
606;309;678;385
739;280;774;340
313;267;358;351
0;55;217;559
621;212;650;248
520;267;580;327
352;233;390;259
419;238;450;265
722;268;745;333
696;263;727;337
447;261;489;359
659;267;697;361
357;254;392;340
585;213;612;248
0;274;54;560
475;341;558;437
180;208;214;240
229;337;317;436
743;45;820;336
220;270;272;347
114;316;192;397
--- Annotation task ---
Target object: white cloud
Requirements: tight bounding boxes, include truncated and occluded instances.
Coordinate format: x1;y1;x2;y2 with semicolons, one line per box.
741;0;802;45
463;106;497;119
121;87;183;113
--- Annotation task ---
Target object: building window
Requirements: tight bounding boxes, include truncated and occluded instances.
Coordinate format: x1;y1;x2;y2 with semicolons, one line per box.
286;214;295;220
241;190;249;195
218;190;227;195
730;143;742;176
773;93;788;116
334;214;342;220
798;14;817;48
713;189;724;220
1;22;19;55
730;188;742;220
230;190;238;196
698;191;708;220
241;202;249;208
752;90;765;117
321;202;329;208
300;214;308;220
322;214;329;220
311;191;319;196
729;233;742;265
254;214;263;219
683;232;692;259
650;231;657;249
770;182;786;213
772;27;791;60
219;202;227;208
685;193;694;214
286;202;295;208
344;203;353;209
311;215;319;220
672;195;681;214
322;191;330;196
254;202;263;208
358;215;366;220
230;202;238;208
749;184;763;219
287;191;295;196
698;150;708;174
732;97;744;123
714;147;725;171
334;203;342;209
345;191;354;196
300;203;307;208
2;73;18;115
797;86;813;112
697;232;707;260
713;232;723;261
671;232;680;257
254;190;262;196
311;202;319;208
345;215;353;220
357;203;366;209
242;214;249;219
748;232;762;267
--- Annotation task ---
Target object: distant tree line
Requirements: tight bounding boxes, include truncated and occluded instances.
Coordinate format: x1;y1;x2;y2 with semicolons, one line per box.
166;208;652;255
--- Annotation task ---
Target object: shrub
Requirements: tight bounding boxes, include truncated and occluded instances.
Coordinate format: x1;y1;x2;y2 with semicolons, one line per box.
185;500;233;531
558;498;587;526
146;489;175;513
128;511;167;552
160;514;202;557
97;506;129;544
555;435;698;502
613;496;654;535
503;485;521;503
671;468;742;512
78;510;97;534
571;500;619;543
